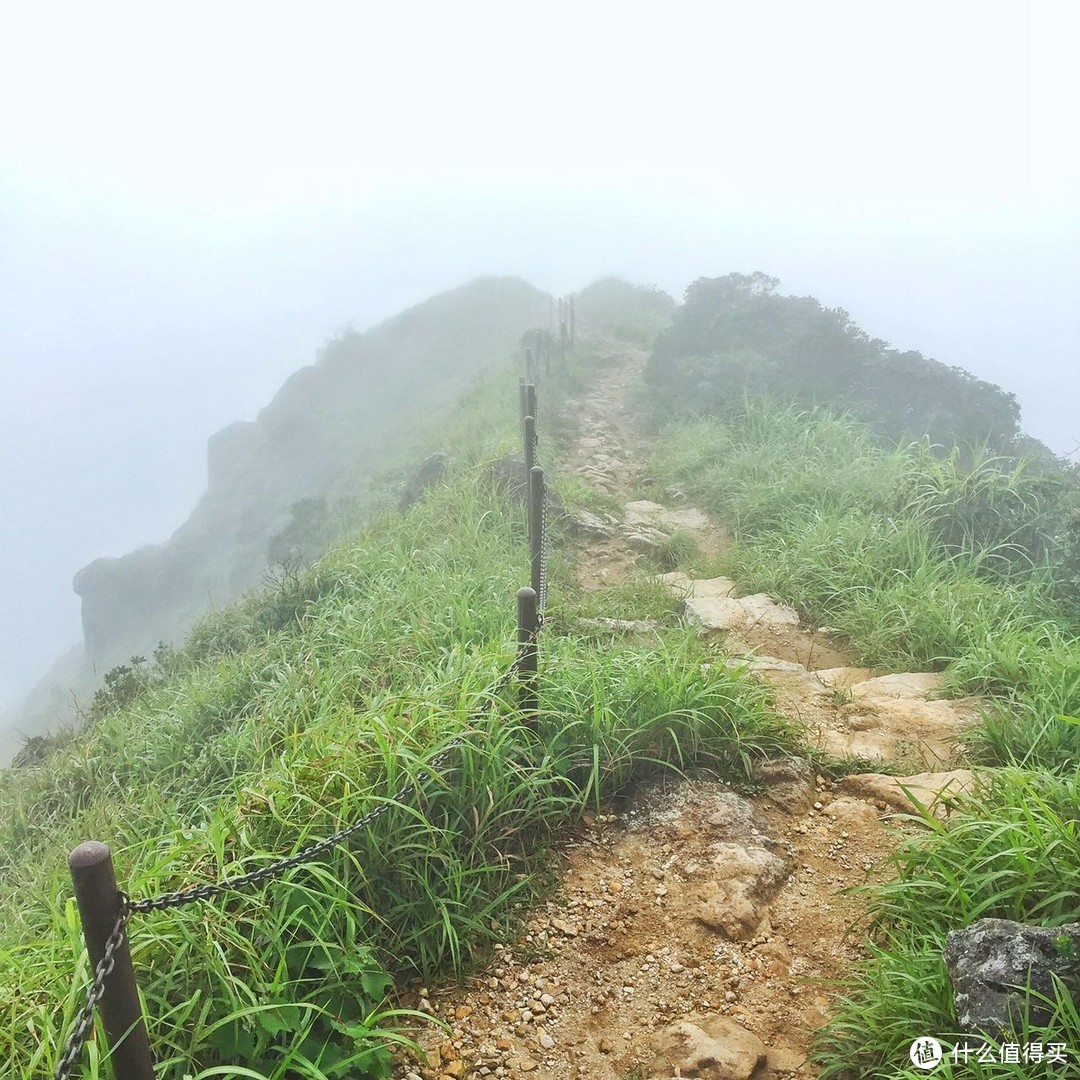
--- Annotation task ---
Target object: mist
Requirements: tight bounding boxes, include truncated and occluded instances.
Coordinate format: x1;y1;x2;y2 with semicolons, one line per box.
1;1;1077;730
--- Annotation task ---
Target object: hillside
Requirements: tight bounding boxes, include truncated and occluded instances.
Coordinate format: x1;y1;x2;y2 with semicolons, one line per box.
73;276;550;666
7;278;550;759
2;277;1079;1079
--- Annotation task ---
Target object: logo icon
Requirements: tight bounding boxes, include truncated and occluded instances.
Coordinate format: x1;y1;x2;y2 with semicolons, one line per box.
910;1037;944;1070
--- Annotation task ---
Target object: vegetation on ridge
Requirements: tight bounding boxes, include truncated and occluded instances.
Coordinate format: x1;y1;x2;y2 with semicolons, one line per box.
643;275;1080;1076
0;282;800;1078
6;273;1080;1078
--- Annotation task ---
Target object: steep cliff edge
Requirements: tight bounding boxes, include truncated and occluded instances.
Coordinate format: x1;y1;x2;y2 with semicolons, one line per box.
72;276;550;669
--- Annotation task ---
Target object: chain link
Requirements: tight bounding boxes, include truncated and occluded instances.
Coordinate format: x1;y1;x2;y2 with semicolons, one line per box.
129;662;521;914
54;379;553;1078
53;661;521;1077
54;908;129;1080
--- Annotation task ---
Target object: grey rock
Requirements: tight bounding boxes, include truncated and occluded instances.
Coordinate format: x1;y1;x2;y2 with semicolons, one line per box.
944;918;1080;1036
622;523;671;554
751;756;815;813
488;453;530;505
398;452;448;511
693;843;790;941
750;756;814;785
570;509;618;539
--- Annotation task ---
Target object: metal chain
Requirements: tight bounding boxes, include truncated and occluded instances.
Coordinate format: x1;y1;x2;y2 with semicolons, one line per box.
128;663;521;914
53;663;522;1078
54;908;129;1080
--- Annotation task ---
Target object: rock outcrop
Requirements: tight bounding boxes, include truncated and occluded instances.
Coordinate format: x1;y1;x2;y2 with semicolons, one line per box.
72;278;549;666
944;918;1080;1037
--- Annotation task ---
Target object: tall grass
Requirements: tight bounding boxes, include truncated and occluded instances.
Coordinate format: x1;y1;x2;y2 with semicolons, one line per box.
647;404;1080;771
0;451;795;1077
815;769;1080;1079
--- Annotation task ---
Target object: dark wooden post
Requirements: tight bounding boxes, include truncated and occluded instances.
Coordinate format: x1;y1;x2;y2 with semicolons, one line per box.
68;842;155;1080
516;587;539;718
523;415;536;479
529;466;545;602
525;382;537;425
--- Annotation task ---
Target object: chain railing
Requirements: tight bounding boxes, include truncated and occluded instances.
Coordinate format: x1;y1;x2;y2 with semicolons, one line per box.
53;349;562;1080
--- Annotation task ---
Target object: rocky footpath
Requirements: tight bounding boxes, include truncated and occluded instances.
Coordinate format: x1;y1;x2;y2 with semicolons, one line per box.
392;343;984;1078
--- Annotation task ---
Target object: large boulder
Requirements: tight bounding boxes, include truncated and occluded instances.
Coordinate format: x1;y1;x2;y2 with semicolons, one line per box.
944;918;1080;1036
398;452;448;511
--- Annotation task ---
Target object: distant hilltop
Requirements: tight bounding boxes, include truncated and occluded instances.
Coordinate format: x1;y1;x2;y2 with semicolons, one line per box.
71;276;550;671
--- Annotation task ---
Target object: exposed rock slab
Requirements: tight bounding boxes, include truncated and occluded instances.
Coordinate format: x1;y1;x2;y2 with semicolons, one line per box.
659;572;738;600
622;522;671;554
751;756;816;813
851;672;944;700
685;594;800;633
624;500;713;532
569;508;618;539
692;843;790;941
647;1018;767;1080
819;694;978;768
838;770;977;816
814;665;876;688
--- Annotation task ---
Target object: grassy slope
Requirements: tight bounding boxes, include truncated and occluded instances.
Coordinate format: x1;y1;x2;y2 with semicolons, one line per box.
646;404;1080;1078
11;281;1078;1079
0;291;796;1079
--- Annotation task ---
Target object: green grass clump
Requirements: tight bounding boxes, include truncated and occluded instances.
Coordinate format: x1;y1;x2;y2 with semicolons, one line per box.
648;404;1080;772
814;769;1080;1079
0;423;795;1079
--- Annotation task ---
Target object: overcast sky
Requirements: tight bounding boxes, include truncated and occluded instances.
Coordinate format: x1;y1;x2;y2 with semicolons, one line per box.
1;1;1077;717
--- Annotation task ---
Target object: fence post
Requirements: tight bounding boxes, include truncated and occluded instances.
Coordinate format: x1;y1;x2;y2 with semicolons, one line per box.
516;587;539;718
518;377;528;435
68;842;155;1080
529;466;545;602
525;382;537;424
523;414;536;479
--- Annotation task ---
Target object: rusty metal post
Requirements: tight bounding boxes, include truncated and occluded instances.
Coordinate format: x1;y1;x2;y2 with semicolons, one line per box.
516;587;539;718
68;842;155;1080
529;466;544;601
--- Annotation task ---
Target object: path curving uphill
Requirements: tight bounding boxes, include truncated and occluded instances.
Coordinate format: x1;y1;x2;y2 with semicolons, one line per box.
395;338;979;1080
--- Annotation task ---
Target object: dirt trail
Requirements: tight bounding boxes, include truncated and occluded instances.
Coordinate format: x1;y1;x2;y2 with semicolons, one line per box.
396;340;978;1080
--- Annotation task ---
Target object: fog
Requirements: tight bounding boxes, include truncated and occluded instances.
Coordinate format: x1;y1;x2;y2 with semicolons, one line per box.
1;1;1077;725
